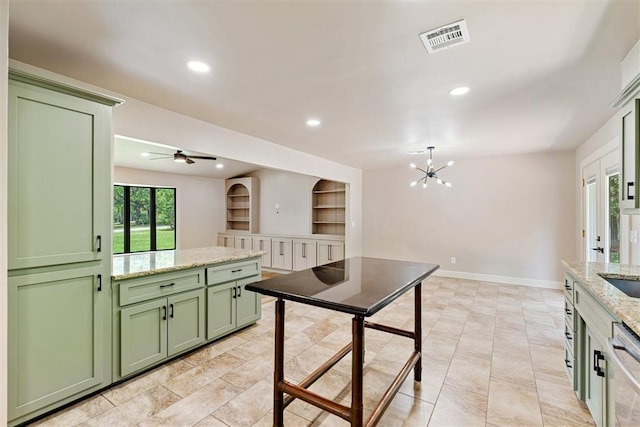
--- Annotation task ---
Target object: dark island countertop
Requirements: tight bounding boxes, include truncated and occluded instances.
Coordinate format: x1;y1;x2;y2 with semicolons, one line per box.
246;257;439;316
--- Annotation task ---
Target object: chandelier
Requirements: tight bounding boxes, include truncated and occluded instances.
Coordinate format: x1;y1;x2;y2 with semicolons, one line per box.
409;146;454;188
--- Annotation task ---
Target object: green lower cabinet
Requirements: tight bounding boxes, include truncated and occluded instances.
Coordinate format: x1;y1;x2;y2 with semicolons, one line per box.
8;266;109;423
207;275;261;341
584;324;606;427
120;288;205;377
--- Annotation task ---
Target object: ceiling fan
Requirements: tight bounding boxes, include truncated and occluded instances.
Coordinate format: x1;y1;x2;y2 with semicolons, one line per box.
147;150;216;165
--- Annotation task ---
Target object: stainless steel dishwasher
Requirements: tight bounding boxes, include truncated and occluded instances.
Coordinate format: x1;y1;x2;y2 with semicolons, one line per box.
607;323;640;426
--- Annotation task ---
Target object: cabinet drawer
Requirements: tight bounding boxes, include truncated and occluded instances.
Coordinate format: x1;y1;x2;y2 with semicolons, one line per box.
563;274;575;304
564;344;576;390
564;320;575;354
206;259;260;285
117;270;204;306
564;296;575;330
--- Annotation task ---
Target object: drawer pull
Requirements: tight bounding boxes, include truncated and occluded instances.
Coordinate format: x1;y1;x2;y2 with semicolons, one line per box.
232;269;243;273
564;308;572;316
565;284;572;291
565;332;572;341
160;283;176;288
565;359;572;369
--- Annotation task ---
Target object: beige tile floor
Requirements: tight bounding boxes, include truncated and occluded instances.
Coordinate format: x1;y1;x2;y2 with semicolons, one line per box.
30;276;594;426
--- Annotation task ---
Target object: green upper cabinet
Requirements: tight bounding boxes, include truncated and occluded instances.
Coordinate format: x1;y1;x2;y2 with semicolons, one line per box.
7;73;118;269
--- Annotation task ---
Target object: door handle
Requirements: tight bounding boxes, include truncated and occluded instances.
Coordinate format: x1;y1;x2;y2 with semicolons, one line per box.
238;285;242;298
594;350;605;377
169;303;174;318
162;305;167;320
628;182;634;200
591;247;604;254
97;274;102;292
565;331;572;341
233;286;237;299
96;235;102;252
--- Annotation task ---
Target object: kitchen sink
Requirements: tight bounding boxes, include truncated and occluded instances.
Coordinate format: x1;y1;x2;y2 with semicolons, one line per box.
600;276;640;298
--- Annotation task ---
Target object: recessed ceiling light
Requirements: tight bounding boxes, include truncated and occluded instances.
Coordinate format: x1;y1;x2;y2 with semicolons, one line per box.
449;86;470;96
306;118;321;127
216;163;224;169
140;152;150;157
187;61;210;73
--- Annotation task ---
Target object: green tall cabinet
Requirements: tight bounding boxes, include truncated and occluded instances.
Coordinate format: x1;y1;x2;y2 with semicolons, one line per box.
7;70;121;426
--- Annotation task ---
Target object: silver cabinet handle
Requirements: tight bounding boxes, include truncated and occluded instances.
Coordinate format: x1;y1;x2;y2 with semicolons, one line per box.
608;336;640;394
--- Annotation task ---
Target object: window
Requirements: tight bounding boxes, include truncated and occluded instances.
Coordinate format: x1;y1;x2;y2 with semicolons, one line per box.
113;185;176;254
607;172;620;263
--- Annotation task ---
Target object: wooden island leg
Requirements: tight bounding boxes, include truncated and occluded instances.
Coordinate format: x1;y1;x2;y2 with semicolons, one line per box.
414;282;422;382
274;298;285;426
351;316;364;426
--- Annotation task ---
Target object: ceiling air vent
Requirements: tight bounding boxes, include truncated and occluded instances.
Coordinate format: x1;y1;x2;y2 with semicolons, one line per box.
419;19;470;54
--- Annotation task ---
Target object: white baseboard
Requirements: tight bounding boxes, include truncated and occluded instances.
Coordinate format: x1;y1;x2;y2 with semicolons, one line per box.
432;269;562;290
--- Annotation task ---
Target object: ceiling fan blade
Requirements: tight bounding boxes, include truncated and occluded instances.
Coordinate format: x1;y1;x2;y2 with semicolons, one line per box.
148;155;173;160
148;151;172;156
185;155;217;160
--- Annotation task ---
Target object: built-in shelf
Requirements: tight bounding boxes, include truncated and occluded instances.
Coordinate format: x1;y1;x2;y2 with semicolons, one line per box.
312;179;346;236
226;177;259;233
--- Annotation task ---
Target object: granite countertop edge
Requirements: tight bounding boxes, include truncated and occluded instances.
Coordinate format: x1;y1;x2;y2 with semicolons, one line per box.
562;260;640;336
112;246;265;281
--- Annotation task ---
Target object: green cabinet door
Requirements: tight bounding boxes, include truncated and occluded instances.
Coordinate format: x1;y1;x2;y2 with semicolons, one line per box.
207;282;236;340
236;276;261;329
584;324;605;427
168;289;205;356
7;79;112;270
8;266;106;420
120;299;167;377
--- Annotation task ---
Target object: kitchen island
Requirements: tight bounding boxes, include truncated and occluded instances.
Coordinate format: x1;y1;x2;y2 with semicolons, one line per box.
562;261;640;427
112;246;264;380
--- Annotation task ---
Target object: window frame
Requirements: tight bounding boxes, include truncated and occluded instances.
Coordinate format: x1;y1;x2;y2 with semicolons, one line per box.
113;184;176;254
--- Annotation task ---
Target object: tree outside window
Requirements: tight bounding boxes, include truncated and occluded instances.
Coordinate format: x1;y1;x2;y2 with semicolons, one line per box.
113;185;176;254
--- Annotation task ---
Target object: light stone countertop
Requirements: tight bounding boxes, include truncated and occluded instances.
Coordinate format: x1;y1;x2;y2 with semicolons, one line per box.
562;261;640;337
112;246;264;280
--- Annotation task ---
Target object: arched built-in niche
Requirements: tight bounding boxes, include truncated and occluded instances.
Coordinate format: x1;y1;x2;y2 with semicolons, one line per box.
312;179;345;236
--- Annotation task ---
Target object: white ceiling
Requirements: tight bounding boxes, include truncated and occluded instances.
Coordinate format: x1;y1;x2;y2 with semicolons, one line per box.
114;135;259;179
7;0;640;171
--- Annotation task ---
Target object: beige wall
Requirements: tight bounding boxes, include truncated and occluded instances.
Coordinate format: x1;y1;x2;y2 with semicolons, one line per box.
114;167;225;250
248;168;321;235
1;1;8;424
362;151;576;286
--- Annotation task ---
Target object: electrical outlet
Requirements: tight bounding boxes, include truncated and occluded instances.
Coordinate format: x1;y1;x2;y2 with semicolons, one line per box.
450;257;456;264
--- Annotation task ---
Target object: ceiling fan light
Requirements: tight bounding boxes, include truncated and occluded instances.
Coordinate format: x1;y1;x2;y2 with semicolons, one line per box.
436;178;442;184
410;181;418;187
409;163;416;169
216;163;224;169
445;182;453;187
422;182;427;189
174;157;186;163
426;158;433;166
447;160;455;167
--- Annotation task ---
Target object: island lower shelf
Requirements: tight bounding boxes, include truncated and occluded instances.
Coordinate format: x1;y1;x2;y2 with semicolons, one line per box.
111;255;262;381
